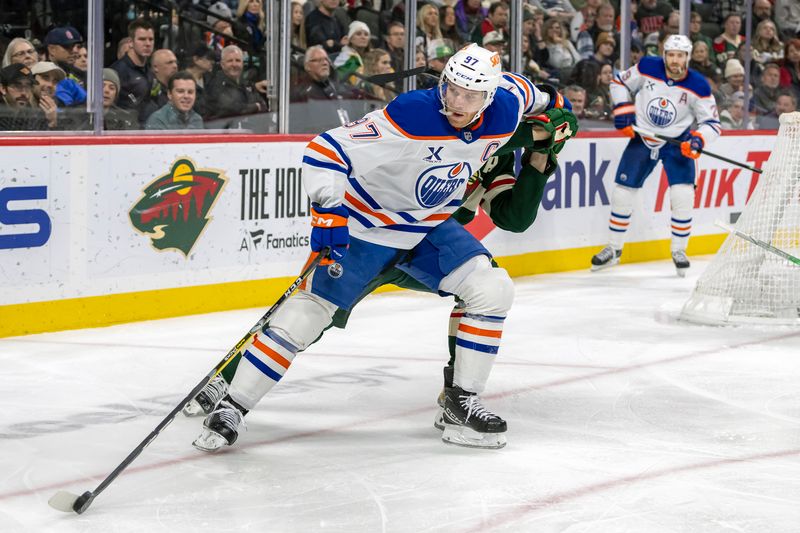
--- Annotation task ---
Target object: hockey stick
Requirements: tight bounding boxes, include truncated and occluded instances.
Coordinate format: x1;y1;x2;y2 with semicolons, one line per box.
716;221;800;266
48;248;331;515
365;66;425;86
631;125;763;174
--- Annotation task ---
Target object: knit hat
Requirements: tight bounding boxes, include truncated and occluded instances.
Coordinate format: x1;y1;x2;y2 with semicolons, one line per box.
348;21;371;40
103;68;120;94
207;1;233;26
595;32;615;48
724;59;745;78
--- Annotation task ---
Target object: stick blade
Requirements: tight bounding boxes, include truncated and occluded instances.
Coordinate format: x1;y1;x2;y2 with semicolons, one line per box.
48;491;80;513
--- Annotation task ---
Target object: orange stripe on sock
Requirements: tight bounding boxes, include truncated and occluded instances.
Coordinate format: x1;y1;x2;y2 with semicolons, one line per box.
458;324;503;338
252;336;291;369
610;219;630;227
671;225;691;231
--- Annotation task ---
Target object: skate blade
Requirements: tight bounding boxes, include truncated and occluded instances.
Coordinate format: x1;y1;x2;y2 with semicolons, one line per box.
675;267;688;278
441;424;507;449
590;260;619;272
433;408;445;431
192;428;229;452
182;399;204;417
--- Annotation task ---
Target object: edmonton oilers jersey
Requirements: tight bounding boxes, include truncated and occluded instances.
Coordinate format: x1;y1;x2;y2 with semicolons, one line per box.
301;73;547;249
611;56;721;149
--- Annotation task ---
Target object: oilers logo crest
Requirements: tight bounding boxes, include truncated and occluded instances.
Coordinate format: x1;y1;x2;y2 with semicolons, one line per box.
416;162;473;208
646;97;677;127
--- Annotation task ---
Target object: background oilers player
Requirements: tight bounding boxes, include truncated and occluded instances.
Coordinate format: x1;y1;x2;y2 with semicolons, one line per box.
590;34;721;276
192;44;558;451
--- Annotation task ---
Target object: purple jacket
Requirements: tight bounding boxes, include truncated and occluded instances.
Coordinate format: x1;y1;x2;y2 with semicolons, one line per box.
454;0;487;41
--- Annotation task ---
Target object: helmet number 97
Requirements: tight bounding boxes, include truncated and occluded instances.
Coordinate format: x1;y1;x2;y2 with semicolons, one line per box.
462;56;478;67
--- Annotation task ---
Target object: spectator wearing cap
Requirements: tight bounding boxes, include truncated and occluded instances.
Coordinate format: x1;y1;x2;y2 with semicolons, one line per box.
350;0;381;47
753;63;783;116
636;0;672;35
45;26;86;87
334;21;373;85
0;64;49;131
291;45;359;102
139;49;178;124
713;14;743;66
31;62;65;129
590;32;616;66
206;1;237;54
758;90;797;129
2;38;39;69
186;45;215;117
382;21;405;74
102;68;138;130
204;45;268;124
471;2;508;45
145;72;204;130
719;59;749;101
111;18;155;112
306;0;349;55
543;19;581;74
576;3;617;59
690;41;722;85
482;31;509;70
236;0;266;54
418;39;454;89
454;0;487;43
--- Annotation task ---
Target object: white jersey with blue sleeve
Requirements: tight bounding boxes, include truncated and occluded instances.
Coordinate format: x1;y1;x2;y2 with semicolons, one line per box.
301;74;548;249
610;56;721;149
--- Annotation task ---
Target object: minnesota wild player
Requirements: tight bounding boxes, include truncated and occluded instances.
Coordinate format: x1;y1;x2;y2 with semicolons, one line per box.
183;106;579;431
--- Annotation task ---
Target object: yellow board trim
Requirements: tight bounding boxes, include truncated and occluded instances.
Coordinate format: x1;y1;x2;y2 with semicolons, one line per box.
0;234;727;338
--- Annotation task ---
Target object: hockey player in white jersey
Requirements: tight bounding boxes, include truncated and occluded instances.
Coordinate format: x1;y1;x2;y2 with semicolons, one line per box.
591;34;721;276
192;44;563;451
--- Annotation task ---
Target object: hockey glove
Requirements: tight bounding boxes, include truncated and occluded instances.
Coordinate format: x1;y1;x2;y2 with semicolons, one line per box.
310;203;349;265
612;102;635;137
524;107;579;154
680;131;704;160
536;83;572;112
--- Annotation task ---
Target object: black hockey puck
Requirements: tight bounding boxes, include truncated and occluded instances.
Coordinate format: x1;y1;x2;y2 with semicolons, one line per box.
73;491;94;514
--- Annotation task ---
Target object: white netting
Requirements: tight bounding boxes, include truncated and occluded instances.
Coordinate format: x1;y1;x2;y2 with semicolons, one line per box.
680;112;800;325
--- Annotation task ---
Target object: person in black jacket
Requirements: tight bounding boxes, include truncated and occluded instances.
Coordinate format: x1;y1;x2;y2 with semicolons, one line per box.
110;18;155;116
204;45;267;124
305;0;348;54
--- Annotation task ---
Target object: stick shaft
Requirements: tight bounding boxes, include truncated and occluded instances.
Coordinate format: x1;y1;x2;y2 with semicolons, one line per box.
631;125;763;174
85;250;328;504
717;221;800;266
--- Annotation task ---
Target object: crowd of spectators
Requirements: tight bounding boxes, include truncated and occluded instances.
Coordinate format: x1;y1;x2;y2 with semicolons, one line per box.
2;0;800;132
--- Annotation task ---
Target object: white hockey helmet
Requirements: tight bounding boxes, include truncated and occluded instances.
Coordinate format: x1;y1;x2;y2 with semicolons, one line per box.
439;43;502;120
663;34;693;56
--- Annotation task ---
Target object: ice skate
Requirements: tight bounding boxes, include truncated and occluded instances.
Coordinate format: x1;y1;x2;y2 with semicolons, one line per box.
433;365;454;431
441;386;507;449
183;375;229;417
591;246;621;271
672;250;690;277
192;399;247;452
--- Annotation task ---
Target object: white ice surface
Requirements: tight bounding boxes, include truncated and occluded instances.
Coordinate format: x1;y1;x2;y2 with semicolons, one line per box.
1;257;799;532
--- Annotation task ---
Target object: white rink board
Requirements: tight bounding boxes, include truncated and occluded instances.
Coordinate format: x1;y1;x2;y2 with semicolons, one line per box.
0;133;778;306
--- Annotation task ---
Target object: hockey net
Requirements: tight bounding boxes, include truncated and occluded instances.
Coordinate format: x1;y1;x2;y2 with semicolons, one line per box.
680;112;800;325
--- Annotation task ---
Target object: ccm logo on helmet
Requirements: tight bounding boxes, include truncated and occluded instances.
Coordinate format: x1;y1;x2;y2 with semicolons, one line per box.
490;54;500;67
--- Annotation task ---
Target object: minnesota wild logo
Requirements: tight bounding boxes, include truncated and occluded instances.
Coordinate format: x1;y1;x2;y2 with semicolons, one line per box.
129;158;227;256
